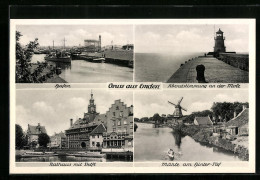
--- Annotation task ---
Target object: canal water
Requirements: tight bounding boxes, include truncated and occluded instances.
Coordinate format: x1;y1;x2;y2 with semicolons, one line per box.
16;155;131;162
31;54;133;83
134;123;242;162
135;52;202;82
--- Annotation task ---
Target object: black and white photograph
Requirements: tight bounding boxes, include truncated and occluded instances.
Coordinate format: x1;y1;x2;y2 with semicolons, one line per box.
15;90;133;162
15;24;134;83
134;90;249;162
135;24;249;83
9;19;255;174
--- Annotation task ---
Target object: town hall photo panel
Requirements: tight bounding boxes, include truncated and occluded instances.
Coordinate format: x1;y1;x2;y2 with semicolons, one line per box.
15;89;134;162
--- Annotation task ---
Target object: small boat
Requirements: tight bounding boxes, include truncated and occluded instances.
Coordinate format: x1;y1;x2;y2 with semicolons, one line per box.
167;149;174;159
21;151;58;158
74;151;106;158
92;57;105;63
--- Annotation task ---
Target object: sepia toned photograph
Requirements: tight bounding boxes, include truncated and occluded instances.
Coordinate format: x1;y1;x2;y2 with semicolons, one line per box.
15;24;134;83
135;24;249;83
134;90;249;161
15;90;133;162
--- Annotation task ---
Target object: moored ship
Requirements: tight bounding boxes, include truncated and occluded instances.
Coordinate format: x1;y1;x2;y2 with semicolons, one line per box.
44;51;71;63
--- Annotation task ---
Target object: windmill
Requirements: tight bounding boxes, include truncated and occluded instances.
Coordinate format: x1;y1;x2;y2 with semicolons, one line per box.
168;97;187;118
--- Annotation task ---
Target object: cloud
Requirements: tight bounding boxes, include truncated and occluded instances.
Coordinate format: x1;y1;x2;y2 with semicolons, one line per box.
188;102;211;113
32;101;55;114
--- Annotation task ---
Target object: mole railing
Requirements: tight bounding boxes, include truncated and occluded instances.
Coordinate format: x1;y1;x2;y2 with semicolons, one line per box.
218;53;249;71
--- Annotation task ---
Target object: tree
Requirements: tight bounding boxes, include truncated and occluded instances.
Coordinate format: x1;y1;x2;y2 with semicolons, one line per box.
211;102;248;122
16;124;25;149
38;133;50;148
16;31;39;83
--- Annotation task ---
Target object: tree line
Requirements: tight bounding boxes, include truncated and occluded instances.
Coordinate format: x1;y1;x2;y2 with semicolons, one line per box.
135;102;248;124
16;124;50;149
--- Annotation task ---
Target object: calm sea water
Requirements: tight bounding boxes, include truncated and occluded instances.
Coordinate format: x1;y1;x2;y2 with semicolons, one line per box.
31;54;133;83
134;123;241;162
135;53;202;82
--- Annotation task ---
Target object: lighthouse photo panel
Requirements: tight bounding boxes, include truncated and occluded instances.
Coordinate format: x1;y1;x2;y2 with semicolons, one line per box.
134;23;250;83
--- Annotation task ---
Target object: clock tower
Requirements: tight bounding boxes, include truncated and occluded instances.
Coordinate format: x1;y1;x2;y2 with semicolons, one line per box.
88;90;96;113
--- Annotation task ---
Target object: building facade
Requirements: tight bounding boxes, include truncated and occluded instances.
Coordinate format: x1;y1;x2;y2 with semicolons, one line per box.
49;132;66;148
103;100;133;150
27;123;47;147
84;35;101;52
65;92;101;149
89;123;106;150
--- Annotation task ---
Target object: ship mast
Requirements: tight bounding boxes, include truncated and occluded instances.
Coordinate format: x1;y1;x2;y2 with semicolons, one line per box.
63;37;66;49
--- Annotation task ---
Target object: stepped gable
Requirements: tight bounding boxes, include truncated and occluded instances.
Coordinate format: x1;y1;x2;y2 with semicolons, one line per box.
27;124;47;135
226;108;249;127
90;123;106;135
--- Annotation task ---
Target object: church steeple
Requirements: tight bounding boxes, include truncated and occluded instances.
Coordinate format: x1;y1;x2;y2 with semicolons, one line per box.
88;90;96;113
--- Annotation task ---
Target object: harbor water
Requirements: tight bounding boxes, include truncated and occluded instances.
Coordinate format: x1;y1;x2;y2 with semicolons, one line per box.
134;123;242;162
135;53;202;82
31;54;133;83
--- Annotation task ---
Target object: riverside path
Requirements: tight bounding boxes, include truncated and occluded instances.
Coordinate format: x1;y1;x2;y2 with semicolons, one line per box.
167;56;248;83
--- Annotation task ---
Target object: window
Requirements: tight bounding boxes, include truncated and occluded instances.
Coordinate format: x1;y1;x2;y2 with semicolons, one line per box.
113;128;116;132
113;121;116;126
92;141;95;146
119;112;123;117
97;135;99;138
124;120;127;125
92;135;95;138
113;112;116;116
118;121;121;126
116;106;119;110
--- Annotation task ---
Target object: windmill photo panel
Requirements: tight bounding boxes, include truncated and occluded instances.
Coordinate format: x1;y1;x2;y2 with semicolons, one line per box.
134;89;250;162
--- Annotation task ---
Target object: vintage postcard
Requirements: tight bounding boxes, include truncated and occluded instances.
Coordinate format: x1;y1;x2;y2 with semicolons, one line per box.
10;19;255;174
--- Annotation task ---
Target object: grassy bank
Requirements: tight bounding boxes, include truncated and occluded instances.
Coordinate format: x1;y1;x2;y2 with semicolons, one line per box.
173;124;249;160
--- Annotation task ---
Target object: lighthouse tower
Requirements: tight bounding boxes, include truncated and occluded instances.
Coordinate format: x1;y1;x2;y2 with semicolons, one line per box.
214;28;226;53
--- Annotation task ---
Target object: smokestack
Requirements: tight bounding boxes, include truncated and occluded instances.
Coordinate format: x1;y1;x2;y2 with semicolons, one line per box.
70;119;73;127
99;35;101;51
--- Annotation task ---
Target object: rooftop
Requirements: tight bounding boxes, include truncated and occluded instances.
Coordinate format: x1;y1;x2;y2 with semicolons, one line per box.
195;116;213;125
226;108;249;127
27;124;47;135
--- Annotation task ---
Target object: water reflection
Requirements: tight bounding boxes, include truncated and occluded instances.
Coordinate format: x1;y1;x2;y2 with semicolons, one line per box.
134;123;242;162
16;155;131;162
172;129;185;149
48;61;71;70
31;54;133;83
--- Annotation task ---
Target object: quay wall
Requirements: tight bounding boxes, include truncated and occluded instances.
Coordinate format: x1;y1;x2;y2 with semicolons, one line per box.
104;50;133;61
218;53;249;71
